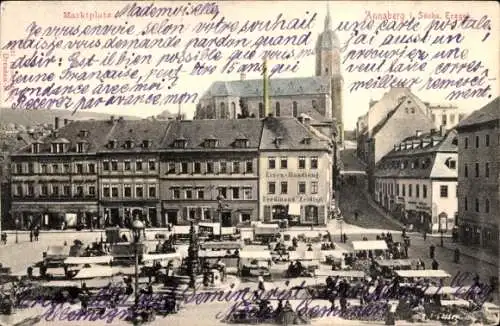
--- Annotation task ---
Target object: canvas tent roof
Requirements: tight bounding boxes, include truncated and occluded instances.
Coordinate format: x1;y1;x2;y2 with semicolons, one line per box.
64;256;113;265
73;266;114;279
351;240;388;251
239;250;272;260
395;270;451;278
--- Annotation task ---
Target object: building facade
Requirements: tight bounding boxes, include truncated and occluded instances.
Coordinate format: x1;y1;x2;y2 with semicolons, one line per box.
259;117;333;225
428;104;467;130
159;119;262;227
374;128;458;233
456;97;499;253
194;8;345;142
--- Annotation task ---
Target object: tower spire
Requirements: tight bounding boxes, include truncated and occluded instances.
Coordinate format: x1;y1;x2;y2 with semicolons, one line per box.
324;2;332;31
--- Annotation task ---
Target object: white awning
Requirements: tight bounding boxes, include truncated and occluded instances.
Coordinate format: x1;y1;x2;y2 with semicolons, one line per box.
288;203;301;216
440;299;470;307
424;286;471;295
239;250;272;260
64;256;113;265
289;251;320;261
142;253;181;262
352;240;388;251
315;270;366;278
73;267;114;279
395;270;451;278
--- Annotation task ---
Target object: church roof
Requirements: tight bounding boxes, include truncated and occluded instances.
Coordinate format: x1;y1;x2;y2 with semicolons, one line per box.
201;76;331;98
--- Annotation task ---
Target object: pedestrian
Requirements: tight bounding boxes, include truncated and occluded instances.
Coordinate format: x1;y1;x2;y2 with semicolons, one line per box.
1;232;7;245
29;229;33;242
420;259;426;270
354;211;359;221
34;227;39;241
429;244;435;259
423;230;427;241
431;259;439;270
454;248;460;263
403;244;409;258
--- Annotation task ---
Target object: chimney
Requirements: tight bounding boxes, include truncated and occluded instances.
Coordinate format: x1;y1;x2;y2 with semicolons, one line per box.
54;117;60;129
63;118;69;126
416;130;422;137
240;73;246;81
440;125;446;136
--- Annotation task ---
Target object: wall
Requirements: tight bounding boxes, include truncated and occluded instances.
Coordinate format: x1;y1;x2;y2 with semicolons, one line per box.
431;180;458;232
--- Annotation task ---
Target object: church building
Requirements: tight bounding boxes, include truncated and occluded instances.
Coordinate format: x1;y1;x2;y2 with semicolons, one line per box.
194;7;345;142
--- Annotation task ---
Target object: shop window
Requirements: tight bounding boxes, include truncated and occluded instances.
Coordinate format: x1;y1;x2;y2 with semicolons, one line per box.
305;206;318;222
272;205;287;220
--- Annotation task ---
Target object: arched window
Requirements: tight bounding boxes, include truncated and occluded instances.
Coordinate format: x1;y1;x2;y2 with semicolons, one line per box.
231;102;236;118
220;102;226;119
312;100;317;109
292;101;298;117
275;102;281;117
259;103;264;118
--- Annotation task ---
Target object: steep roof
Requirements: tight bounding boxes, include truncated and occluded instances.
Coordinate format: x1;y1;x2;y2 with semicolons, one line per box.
201;76;331;98
259;117;331;151
99;119;171;152
457;97;500;129
161;119;263;149
14;120;115;154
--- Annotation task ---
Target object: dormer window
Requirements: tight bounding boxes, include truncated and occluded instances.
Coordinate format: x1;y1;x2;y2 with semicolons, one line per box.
142;140;151;148
445;157;457;169
108;140;117;149
275;136;283;147
234;135;249;148
204;136;218;148
79;130;89;138
303;137;312;145
76;142;86;153
125;140;134;149
51;140;68;153
174;137;187;149
31;143;40;153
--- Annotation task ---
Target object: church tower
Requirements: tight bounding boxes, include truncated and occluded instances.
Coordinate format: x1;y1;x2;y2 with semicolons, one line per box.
315;3;344;143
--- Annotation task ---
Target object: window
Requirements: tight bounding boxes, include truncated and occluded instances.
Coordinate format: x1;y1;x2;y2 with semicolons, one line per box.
416;185;420;198
181;162;188;174
76;164;83;174
27;185;34;196
268;157;276;169
220;161;227;174
168;162;176;173
396;184;400;196
232;161;240;173
89;186;95;196
485;134;490;147
111;161;118;171
52;185;59;196
243;187;252;200
136;186;143;197
194;162;201;174
41;184;48;196
63;164;70;173
172;188;180;199
423;185;427;198
464;137;468;149
440;185;448;198
311;157;318;169
206;162;214;173
245;161;253;173
41;164;47;174
402;184;406;196
149;160;156;170
103;161;110;171
464;197;468;211
258;102;264;118
312;100;317;109
241;213;251;222
475;163;479;177
485;199;490;213
149;186;156;197
298;182;306;194
464;164;468;177
197;189;204;199
77;143;84;153
475;135;479;148
305;205;318;221
111;187;118;197
218;187;227;199
103;186;110;197
88;163;95;174
52;164;58;173
485;163;490;177
275;102;280;117
280;182;288;194
186;189;193;199
409;184;413;197
124;161;131;170
475;198;479;212
27;163;34;174
268;182;276;194
232;188;240;199
124;185;132;197
76;186;84;196
292;101;298;117
136;160;143;171
298;156;306;169
311;181;318;194
280;157;288;169
441;114;447;125
16;185;22;196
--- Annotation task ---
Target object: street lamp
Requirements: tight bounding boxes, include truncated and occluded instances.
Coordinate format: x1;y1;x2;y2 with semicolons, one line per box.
131;219;145;305
14;217;19;244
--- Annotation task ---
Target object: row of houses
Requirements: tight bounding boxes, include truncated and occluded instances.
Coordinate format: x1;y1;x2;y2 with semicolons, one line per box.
7;116;335;229
356;90;499;253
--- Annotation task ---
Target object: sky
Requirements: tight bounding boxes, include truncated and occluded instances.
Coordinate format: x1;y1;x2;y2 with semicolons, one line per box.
0;1;498;130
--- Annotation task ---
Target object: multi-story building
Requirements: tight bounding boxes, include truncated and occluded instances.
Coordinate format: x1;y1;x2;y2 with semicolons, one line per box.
159;119;262;227
456;97;499;253
259;116;333;225
428;104;467;130
194;9;345;143
97;118;170;228
9;118;111;229
374;127;458;233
